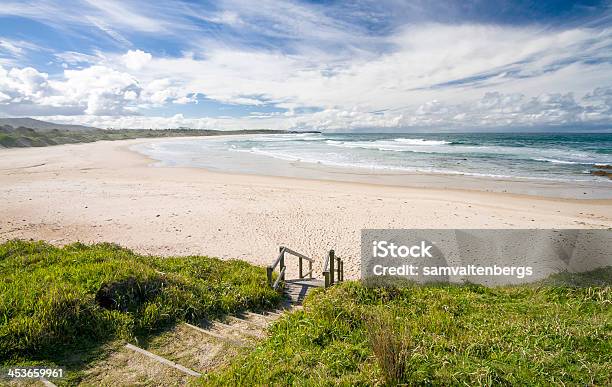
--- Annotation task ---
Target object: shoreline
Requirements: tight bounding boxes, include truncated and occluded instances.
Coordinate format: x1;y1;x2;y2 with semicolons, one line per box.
124;136;612;203
130;135;612;200
1;137;612;279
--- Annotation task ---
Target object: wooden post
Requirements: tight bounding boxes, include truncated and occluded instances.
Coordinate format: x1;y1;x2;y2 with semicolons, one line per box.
309;260;312;279
299;256;303;279
324;271;330;288
279;246;285;281
340;260;344;281
266;266;273;287
336;257;341;282
329;250;335;286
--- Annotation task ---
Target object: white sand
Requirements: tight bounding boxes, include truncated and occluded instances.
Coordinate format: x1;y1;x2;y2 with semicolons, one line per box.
1;137;611;279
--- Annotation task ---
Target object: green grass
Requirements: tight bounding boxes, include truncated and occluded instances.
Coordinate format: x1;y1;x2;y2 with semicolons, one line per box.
0;127;291;148
205;271;612;386
0;240;281;367
2;240;610;385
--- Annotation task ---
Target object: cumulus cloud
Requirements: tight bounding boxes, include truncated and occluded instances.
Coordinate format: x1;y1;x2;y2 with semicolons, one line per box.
122;49;152;71
0;58;203;117
0;65;49;103
0;64;143;115
49;66;142;115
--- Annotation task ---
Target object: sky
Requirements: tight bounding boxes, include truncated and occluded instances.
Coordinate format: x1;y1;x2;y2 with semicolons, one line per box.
0;0;611;131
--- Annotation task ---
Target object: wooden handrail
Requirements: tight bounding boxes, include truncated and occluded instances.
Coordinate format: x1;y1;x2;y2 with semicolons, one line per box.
272;266;286;290
323;249;343;288
267;246;342;289
269;248;285;271
322;254;330;272
267;246;314;288
283;247;314;262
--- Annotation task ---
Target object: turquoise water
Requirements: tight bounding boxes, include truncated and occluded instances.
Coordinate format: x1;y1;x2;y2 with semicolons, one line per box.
137;132;612;182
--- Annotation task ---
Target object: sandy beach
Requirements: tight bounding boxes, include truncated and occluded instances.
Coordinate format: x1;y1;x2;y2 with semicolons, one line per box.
1;136;611;279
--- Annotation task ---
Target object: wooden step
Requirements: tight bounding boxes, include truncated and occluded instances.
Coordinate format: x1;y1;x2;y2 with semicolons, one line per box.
79;304;304;385
80;342;193;386
183;323;247;347
282;278;324;305
125;344;201;377
225;315;268;329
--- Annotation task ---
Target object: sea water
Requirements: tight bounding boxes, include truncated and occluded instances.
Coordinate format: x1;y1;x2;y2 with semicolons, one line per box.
135;132;612;183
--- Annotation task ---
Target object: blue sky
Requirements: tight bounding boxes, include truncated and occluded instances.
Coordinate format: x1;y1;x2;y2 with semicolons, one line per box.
0;0;611;130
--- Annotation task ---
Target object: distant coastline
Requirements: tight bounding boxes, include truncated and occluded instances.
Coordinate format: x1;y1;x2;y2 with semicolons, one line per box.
0;120;318;148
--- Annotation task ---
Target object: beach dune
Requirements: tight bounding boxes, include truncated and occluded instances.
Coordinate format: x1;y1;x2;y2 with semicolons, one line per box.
1;137;611;279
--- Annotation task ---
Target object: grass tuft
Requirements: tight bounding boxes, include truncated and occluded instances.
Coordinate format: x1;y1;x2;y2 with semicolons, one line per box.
365;311;413;385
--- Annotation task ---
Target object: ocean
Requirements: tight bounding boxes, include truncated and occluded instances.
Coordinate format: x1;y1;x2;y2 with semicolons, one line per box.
134;132;612;183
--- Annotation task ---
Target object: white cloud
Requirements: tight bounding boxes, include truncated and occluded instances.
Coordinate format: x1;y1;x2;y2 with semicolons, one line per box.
200;11;244;26
124;90;138;100
36;113;248;130
0;38;45;69
584;87;612;114
0;65;49;103
115;24;610;115
0;40;25;56
1;13;611;130
83;0;164;33
50;66;141;115
7;67;49;96
0;1;180;48
29;87;612;130
86;16;132;47
122;49;152;70
173;94;197;104
0;64;145;115
54;50;106;66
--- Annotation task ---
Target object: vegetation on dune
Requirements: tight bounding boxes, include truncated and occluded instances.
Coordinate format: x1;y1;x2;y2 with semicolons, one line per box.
1;239;610;385
205;272;612;386
0;126;292;148
0;240;281;366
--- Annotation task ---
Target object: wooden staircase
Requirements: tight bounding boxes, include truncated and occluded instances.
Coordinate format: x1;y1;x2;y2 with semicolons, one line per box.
74;247;340;386
282;278;325;306
79;309;288;386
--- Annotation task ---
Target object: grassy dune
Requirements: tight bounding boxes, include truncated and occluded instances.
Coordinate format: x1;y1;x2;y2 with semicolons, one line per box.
1;240;610;385
0;240;281;366
0;126;288;148
206;274;612;386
